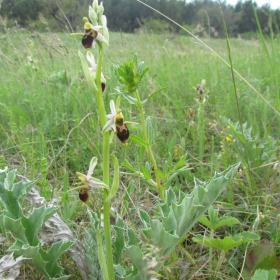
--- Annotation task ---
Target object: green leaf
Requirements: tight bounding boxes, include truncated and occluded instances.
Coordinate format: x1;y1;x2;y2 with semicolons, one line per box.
0;169;34;219
141;165;151;181
114;218;126;264
21;205;59;246
141;219;179;255
40;240;74;278
123;161;136;172
212;216;240;230
147;87;168;101
106;155;119;202
129;135;149;147
126;245;147;279
251;269;277;280
0;215;27;243
145;116;154;145
193;232;259;252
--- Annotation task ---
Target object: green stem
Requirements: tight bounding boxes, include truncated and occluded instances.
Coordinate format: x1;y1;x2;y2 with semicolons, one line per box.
95;50;115;280
209;229;214;271
135;90;164;199
215;250;226;279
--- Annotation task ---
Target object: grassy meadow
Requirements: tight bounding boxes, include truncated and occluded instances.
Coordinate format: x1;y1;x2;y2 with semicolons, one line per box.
1;26;280;279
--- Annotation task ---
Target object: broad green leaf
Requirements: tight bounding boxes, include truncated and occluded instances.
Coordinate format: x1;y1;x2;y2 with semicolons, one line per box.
0;170;33;219
0;215;27;243
212;216;240;230
244;240;280;279
126;245;147;279
21;205;59;246
193;232;259;251
129;135;149;147
9;244;49;278
141;219;179;255
40;241;73;277
251;269;277;280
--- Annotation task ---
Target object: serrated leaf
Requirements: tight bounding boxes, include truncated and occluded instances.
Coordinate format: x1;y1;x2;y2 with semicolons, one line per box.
141;219;179;255
193;232;259;251
129;135;149;147
21;205;59;246
0;215;27;243
0;171;34;219
40;240;74;278
139;209;151;225
125;245;147;279
212;216;240;230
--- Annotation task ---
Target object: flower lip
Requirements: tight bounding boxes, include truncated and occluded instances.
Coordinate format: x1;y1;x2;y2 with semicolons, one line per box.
116;123;129;144
79;189;90;203
82;30;97;49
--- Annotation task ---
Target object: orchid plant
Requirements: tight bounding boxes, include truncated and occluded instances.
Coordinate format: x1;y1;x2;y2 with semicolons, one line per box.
70;1;241;279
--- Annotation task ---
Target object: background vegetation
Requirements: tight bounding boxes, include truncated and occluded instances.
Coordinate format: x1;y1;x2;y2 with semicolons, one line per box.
1;0;280;38
0;0;280;279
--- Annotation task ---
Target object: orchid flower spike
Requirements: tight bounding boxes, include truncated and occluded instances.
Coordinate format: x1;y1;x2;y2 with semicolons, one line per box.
71;157;109;203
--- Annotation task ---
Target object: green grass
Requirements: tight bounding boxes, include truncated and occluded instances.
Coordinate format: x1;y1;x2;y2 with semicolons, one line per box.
1;27;280;279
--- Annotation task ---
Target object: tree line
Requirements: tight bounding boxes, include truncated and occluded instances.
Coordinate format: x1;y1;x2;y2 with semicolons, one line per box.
1;0;280;37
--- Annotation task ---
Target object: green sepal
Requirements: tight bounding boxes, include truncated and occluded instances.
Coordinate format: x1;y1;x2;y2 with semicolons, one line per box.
106;155;119;202
78;51;97;90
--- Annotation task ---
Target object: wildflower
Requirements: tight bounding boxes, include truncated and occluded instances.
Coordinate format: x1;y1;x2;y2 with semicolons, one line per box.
82;17;108;49
102;100;130;144
73;157;109;203
197;84;204;94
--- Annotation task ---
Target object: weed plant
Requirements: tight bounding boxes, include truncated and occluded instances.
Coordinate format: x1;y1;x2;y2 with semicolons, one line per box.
0;1;280;279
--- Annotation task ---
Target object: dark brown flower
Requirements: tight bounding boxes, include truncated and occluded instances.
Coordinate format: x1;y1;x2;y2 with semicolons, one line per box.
82;29;97;49
116;124;129;144
79;189;90;203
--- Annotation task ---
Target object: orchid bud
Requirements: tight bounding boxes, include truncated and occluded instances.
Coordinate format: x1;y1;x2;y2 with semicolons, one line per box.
89;6;98;26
